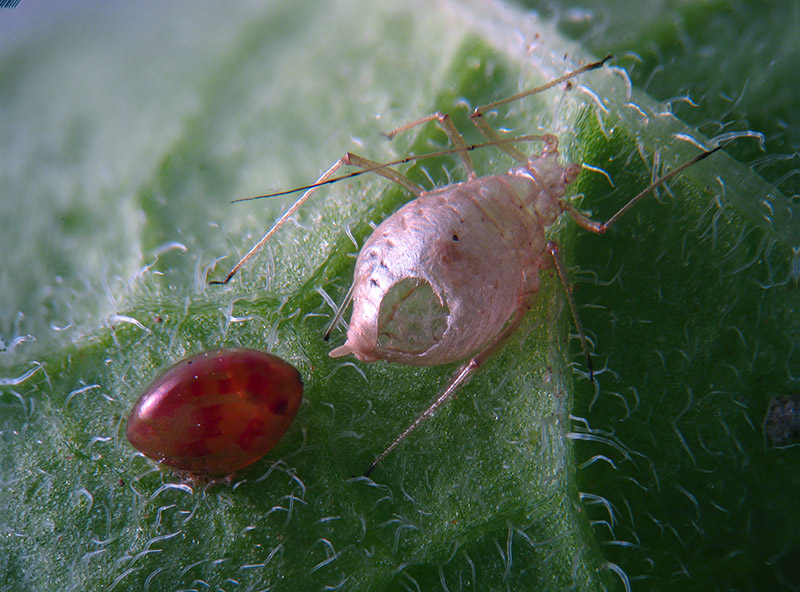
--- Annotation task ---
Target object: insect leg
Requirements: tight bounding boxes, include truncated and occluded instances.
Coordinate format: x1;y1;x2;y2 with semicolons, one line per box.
469;113;529;163
210;153;424;285
563;146;723;235
472;55;612;117
546;241;593;381
469;55;612;162
210;158;352;285
563;202;605;234
384;111;476;179
323;281;354;342
343;153;425;197
601;147;722;231
363;301;531;477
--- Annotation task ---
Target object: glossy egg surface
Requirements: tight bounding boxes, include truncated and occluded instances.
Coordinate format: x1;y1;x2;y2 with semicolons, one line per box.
126;348;303;474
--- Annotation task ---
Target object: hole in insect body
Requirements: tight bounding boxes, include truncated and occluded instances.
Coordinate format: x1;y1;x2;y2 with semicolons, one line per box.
377;277;449;355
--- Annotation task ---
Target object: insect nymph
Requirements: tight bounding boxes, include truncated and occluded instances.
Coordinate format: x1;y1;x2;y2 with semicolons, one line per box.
212;55;720;476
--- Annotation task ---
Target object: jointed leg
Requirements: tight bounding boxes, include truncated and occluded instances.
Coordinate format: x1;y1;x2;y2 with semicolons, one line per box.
564;146;723;235
323;281;354;342
345;153;425;197
471;55;611;117
382;58;613;175
469;114;530;163
210;153;424;285
546;241;593;381
469;56;612;162
601;147;722;230
556;147;723;376
384;111;476;179
363;301;531;477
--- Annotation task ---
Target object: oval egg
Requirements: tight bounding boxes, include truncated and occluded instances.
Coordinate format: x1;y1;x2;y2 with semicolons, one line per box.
126;348;303;474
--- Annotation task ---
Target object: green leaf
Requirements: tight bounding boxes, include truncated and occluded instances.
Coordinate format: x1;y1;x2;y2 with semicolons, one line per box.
2;1;796;591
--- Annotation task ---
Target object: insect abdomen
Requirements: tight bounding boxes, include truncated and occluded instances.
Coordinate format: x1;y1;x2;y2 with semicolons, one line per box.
330;175;546;365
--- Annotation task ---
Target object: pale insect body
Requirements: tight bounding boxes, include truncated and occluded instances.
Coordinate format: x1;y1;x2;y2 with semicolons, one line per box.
329;140;578;366
212;55;721;476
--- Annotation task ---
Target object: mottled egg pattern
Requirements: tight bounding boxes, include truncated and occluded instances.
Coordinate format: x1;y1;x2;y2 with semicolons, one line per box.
126;349;303;474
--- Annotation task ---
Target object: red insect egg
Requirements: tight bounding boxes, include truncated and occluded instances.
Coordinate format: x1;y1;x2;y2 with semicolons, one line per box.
126;349;303;474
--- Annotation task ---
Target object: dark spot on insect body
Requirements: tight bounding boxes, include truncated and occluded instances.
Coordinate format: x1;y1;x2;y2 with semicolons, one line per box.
216;377;234;396
452;234;459;241
268;396;289;415
189;378;206;399
245;371;270;399
238;418;268;450
437;238;464;265
189;404;225;439
171;437;212;460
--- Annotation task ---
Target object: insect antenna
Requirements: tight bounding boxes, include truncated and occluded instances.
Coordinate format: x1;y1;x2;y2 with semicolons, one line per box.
210;136;553;286
230;136;550;203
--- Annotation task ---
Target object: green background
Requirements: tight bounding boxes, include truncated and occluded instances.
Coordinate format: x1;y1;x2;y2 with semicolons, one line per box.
1;1;796;590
